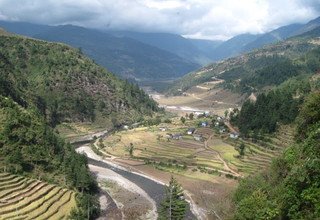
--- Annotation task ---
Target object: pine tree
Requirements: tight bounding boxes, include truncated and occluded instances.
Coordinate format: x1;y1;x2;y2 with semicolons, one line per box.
159;176;187;220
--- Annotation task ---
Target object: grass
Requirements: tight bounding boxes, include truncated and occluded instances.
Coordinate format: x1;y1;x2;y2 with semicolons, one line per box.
0;173;76;220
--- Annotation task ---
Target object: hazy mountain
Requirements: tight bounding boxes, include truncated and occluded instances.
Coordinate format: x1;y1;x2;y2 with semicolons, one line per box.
243;23;304;51
0;20;51;36
0;21;199;80
209;16;320;61
293;16;320;35
109;31;213;65
210;34;260;61
188;39;223;58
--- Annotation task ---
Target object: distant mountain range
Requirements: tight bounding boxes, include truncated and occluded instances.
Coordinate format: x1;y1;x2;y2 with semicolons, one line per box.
167;26;320;95
209;16;320;61
0;21;199;81
0;16;319;81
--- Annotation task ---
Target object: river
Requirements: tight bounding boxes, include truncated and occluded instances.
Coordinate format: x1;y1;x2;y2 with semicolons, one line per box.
75;141;196;219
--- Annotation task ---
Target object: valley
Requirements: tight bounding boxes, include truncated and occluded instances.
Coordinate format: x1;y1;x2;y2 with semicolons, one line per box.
0;8;319;220
81;108;294;219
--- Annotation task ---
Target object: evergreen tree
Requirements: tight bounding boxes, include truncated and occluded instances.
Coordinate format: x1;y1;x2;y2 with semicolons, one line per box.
159;176;187;220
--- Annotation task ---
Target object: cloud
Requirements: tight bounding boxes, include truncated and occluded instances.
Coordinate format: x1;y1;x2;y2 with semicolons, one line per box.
0;0;319;40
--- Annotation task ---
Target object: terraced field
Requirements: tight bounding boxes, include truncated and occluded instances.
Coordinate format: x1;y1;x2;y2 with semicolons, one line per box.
102;124;295;177
0;173;77;220
221;125;295;175
102;126;236;175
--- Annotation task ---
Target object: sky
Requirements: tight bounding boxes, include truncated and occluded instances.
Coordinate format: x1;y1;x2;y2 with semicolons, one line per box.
0;0;319;40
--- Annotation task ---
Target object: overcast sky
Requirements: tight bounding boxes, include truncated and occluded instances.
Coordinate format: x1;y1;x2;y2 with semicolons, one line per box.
0;0;319;40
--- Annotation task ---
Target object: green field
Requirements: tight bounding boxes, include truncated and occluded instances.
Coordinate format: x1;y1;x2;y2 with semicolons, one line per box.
0;173;77;220
101;123;294;177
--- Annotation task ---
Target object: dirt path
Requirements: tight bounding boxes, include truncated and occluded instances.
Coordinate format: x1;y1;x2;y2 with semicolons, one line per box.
204;134;241;177
224;121;238;133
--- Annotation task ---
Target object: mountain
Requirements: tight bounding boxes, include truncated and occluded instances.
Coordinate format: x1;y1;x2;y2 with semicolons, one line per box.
0;33;124;218
243;23;304;51
168;28;320;95
188;38;223;57
0;21;199;81
293;16;320;35
109;31;214;65
0;20;51;36
209;16;320;61
0;32;159;127
209;34;260;61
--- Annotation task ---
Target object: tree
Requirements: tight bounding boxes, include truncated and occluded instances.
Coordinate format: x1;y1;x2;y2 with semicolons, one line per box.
224;110;229;118
239;143;245;156
159;176;187;220
189;113;194;120
129;143;134;157
180;117;186;124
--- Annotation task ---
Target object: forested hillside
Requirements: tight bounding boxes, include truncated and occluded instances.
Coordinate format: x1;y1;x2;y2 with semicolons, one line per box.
233;92;320;219
0;34;159;127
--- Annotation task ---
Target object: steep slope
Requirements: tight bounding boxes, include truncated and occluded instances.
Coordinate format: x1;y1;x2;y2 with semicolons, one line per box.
293;16;320;35
243;23;304;51
0;32;164;219
0;21;199;80
233;92;320;220
110;31;213;65
0;33;159;127
168;30;320;95
34;25;200;80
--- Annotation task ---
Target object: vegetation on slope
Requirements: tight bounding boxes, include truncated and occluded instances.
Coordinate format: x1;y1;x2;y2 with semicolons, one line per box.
231;88;302;134
167;32;320;95
0;96;99;219
32;25;200;80
0;33;159;219
233;92;320;219
0;34;159;127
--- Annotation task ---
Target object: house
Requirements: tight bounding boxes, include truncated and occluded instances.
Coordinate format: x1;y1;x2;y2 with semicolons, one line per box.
193;134;203;141
123;125;129;130
159;127;167;132
230;132;239;139
165;133;173;140
194;111;204;116
215;122;220;127
187;128;196;135
201;122;208;127
172;133;183;140
219;128;226;133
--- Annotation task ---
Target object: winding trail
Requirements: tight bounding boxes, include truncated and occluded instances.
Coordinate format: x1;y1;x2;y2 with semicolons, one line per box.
204;134;241;177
